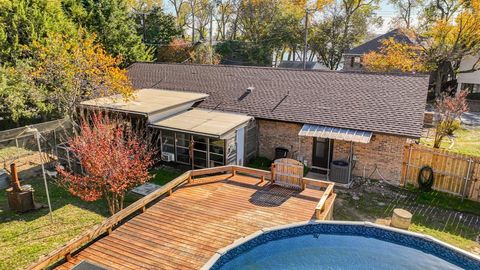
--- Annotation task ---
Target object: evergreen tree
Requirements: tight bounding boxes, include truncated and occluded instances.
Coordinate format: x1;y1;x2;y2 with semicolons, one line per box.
63;0;153;65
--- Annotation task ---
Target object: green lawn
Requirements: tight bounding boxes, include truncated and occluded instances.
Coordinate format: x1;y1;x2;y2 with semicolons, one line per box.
421;127;480;157
0;177;106;270
0;167;182;270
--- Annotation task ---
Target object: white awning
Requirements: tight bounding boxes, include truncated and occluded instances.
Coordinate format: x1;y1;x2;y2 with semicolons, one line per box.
298;124;372;143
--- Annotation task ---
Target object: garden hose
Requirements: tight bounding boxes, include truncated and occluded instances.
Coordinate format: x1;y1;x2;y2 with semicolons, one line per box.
418;166;434;191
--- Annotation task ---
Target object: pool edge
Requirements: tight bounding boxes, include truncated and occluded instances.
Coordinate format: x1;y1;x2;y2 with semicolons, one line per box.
202;220;480;269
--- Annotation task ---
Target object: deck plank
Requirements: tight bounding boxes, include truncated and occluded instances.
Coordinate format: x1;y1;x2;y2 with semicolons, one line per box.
57;174;332;270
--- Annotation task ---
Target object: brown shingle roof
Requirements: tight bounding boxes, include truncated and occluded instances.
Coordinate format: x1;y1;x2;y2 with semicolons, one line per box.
127;62;429;138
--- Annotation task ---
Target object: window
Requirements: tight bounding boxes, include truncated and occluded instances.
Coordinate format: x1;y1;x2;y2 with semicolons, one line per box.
462;83;480;93
175;133;190;165
193;135;208;168
209;138;225;167
161;130;174;153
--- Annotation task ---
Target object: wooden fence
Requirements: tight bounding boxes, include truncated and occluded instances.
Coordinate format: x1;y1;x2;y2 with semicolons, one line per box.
401;144;480;201
28;165;335;270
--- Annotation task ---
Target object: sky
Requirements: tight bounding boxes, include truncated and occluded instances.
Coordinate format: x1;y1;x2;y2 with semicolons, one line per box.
162;0;403;35
375;1;398;34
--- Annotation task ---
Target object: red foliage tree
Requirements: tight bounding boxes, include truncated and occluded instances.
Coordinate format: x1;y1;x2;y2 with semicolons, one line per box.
57;114;154;215
433;90;469;148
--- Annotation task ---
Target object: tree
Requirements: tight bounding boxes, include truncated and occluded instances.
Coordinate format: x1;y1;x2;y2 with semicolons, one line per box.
310;0;381;70
157;38;193;62
0;61;50;126
363;1;480;97
433;90;468;148
190;44;221;64
0;0;76;64
363;36;430;72
30;32;134;120
389;0;423;28
57;114;154;215
63;0;153;66
133;6;182;46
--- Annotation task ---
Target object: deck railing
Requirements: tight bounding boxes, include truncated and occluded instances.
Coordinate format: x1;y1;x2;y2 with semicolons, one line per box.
27;165;334;270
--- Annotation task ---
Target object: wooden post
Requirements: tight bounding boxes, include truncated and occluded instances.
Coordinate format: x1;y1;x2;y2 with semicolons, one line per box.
260;175;265;183
10;163;22;192
168;189;173;196
271;163;276;183
141;206;146;213
462;158;473;201
64;253;72;262
401;144;412;187
231;167;236;177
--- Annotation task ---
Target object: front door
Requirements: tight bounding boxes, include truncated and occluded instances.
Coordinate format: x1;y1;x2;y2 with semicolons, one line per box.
312;138;333;174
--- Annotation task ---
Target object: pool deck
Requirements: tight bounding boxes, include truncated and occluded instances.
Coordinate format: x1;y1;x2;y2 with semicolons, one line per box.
55;173;335;270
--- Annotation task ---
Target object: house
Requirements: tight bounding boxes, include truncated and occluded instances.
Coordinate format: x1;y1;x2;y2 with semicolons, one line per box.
457;55;480;111
80;63;428;185
278;60;328;70
343;29;416;71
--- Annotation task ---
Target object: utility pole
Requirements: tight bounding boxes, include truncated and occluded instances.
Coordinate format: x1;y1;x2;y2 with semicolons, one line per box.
302;9;309;70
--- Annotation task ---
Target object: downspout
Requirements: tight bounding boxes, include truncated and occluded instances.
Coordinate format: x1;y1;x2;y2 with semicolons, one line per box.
348;141;353;184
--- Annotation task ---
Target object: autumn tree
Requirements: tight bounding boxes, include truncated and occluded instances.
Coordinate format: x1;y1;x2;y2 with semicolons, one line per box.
30;32;134;120
57;114;154;215
433;90;469;148
363;36;430;72
363;0;480;97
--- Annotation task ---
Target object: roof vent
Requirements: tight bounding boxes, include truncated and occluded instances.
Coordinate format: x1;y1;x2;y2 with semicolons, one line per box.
238;86;255;101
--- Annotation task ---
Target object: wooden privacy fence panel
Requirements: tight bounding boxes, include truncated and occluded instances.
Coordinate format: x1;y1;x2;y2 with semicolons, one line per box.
401;144;480;201
272;158;304;189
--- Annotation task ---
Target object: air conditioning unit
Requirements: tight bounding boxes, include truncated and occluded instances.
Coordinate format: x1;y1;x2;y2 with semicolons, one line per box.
161;152;175;162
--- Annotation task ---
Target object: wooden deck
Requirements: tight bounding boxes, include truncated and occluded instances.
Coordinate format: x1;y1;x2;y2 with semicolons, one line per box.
55;173;334;270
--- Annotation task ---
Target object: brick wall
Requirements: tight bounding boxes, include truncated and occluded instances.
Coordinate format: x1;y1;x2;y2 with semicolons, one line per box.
258;119;409;184
257;120;313;166
333;133;408;184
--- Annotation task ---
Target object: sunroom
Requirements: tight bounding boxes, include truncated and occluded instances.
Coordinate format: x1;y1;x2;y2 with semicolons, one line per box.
149;108;256;169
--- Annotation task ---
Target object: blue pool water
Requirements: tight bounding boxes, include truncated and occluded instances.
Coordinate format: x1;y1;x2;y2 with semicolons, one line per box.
209;224;480;270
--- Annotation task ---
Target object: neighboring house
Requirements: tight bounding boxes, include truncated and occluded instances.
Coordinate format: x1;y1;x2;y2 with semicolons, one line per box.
278;61;328;70
81;63;428;185
343;29;415;71
457;55;480;111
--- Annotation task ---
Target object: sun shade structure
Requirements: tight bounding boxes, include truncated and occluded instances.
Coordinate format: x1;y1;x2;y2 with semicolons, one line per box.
80;88;208;115
150;109;252;138
298;124;372;143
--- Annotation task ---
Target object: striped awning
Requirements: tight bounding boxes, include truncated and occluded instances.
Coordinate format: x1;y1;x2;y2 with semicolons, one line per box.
298;124;372;143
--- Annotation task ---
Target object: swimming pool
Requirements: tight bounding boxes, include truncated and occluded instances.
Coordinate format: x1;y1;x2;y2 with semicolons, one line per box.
204;221;480;270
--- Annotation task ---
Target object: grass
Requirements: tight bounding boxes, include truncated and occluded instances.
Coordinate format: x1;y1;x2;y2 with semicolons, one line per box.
0;177;107;270
409;224;479;252
150;167;183;186
0;147;33;160
421;127;480;157
0;167;181;270
406;184;480;216
246;156;272;171
334;180;480;254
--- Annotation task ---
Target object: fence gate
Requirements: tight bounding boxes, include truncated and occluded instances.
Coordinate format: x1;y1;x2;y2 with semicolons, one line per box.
401;144;480;201
272;158;304;189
